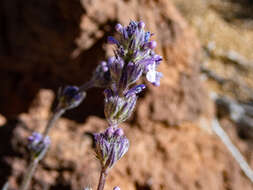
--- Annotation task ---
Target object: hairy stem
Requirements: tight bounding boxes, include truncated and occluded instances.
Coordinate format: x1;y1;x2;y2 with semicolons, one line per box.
43;108;65;137
20;107;64;190
79;80;94;92
97;168;108;190
20;158;39;190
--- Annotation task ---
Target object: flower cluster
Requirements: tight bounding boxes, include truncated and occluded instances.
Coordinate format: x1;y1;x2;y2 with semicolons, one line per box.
94;127;129;170
19;21;162;190
107;21;163;88
94;21;162;174
102;21;162;126
27;132;50;159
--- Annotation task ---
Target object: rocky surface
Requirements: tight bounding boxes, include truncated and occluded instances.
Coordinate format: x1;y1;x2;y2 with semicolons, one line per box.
1;0;253;190
0;89;252;190
0;0;211;124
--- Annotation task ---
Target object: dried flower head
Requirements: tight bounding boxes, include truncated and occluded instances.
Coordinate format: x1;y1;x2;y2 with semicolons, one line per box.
94;127;129;170
28;132;50;159
58;86;86;110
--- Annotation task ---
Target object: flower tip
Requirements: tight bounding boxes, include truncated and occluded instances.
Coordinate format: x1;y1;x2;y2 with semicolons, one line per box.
113;187;121;190
148;41;157;49
104;89;113;98
101;61;107;66
114;128;124;137
105;127;115;138
115;23;123;32
138;21;145;29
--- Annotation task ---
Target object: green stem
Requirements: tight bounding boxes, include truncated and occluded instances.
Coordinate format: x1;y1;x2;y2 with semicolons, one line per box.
97;168;108;190
20;158;39;190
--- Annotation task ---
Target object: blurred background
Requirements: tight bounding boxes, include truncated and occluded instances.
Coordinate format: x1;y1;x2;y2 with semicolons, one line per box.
0;0;253;189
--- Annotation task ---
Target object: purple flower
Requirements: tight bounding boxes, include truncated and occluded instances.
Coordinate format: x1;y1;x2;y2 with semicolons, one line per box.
58;86;86;110
94;127;129;169
108;56;124;83
113;187;121;190
28;132;50;159
107;21;162;87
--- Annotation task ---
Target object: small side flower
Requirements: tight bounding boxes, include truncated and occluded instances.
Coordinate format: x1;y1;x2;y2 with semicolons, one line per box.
57;86;86;110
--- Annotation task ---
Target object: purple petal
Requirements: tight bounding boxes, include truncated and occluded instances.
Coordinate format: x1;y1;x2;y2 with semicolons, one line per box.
115;23;123;33
138;21;145;29
114;128;124;137
126;84;145;97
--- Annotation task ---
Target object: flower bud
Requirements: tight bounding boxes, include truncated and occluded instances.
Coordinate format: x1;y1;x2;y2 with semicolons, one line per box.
92;61;111;88
58;86;86;110
109;57;124;83
115;23;123;33
114;128;124;137
138;21;145;29
105;127;115;138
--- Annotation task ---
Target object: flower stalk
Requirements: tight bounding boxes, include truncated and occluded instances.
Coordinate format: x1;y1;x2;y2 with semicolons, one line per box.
97;168;109;190
42;108;65;137
93;20;162;190
20;158;39;190
20;86;86;190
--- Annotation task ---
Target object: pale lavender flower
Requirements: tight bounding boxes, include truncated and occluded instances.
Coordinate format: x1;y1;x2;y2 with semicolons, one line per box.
94;127;129;170
145;62;163;86
113;187;120;190
58;86;86;110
